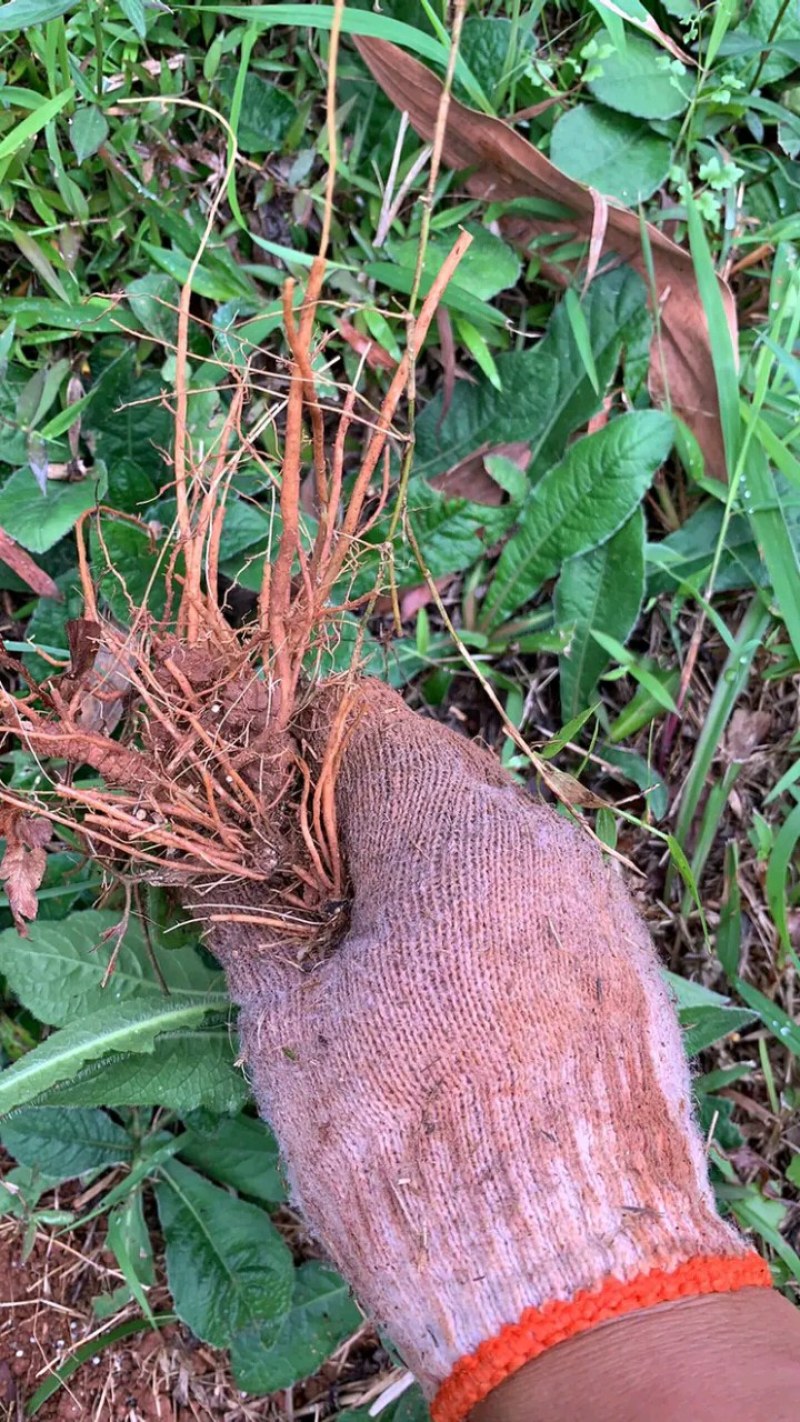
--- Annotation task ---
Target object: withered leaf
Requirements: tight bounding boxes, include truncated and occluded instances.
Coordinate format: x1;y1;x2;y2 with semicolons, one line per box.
0;810;51;934
355;37;734;481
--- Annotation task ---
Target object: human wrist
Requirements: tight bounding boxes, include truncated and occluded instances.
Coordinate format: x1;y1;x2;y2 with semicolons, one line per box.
470;1286;800;1422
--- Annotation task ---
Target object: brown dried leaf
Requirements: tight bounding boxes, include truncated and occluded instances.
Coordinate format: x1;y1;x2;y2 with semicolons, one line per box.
0;809;51;934
725;708;772;763
0;526;61;600
355;37;734;481
431;440;530;504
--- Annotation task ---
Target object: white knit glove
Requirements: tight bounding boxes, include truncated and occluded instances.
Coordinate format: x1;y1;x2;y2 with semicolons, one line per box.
207;680;766;1421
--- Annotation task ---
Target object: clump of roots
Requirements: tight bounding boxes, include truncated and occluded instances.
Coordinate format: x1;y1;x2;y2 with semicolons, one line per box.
0;232;472;962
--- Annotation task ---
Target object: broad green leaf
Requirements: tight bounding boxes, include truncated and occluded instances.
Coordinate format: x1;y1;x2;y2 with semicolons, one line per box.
178;1113;284;1205
557;507;645;719
126;274;179;344
550;104;671;205
663;972;731;1010
678;1005;757;1057
391;223;521;303
156;1160;294;1349
414;268;649;483
69;107;109;164
84;351;172;481
0;297;143;335
0;999;218;1114
0;0;75;24
119;0;146;37
0;909;225;1026
0;464;107;554
1;1106;132;1178
35;1032;247;1114
352;479;517;599
646;502;765;596
589;31;691;119
481;410;673;628
90;518;169;622
231;1262;361;1392
218;70;297;153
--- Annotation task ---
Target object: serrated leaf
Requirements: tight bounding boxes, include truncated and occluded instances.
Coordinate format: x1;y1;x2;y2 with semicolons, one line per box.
0;464;108;554
0;999;217;1114
0;1106;133;1178
231;1262;361;1392
557;507;645;719
156;1160;293;1350
550;104;671;205
414;268;649;484
589;31;691;119
178;1113;283;1205
0;909;225;1026
69;107;109;164
34;1031;248;1114
481;410;673;628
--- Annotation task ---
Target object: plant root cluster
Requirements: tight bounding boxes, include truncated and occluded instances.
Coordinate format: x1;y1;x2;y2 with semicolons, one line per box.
0;235;472;960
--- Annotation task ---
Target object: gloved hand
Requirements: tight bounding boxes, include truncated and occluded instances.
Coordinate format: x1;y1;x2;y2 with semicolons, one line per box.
207;679;775;1420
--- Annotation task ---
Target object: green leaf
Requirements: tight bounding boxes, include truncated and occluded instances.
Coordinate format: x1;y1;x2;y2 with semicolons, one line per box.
208;5;488;111
106;1193;156;1324
481;410;673;628
744;455;800;665
85;353;172;482
126;274;180;344
0;1106;133;1178
218;70;297;154
0;0;75;25
231;1262;361;1392
679;1005;757;1057
0;999;218;1114
156;1160;294;1350
178;1113;284;1206
0;909;224;1026
118;0;146;37
69;107;109;164
414;268;649;484
765;802;800;961
557;507;645;719
0;87;73;174
391;223;521;303
34;1032;248;1115
90;518;169;622
647;502;765;596
589;31;691;119
592;630;680;712
0;464;107;554
550;104;671;205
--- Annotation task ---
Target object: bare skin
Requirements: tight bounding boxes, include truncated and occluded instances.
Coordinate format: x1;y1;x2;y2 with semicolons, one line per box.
472;1289;800;1422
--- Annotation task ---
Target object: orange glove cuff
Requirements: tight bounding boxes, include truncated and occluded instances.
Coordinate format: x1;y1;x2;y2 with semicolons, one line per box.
431;1253;772;1422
